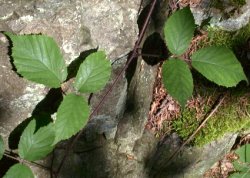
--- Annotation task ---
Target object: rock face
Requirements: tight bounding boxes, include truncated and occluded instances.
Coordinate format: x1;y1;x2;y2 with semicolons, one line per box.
1;0;139;61
0;0;247;178
0;0;140;177
150;133;238;178
191;0;250;31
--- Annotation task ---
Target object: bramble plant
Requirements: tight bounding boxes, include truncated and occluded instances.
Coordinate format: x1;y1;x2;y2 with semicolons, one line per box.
162;7;248;107
0;33;111;177
230;144;250;178
0;6;249;177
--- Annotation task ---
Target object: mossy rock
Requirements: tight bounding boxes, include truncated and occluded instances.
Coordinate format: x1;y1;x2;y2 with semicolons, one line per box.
171;21;250;147
212;0;246;10
151;131;237;178
173;80;250;146
201;22;250;49
152;81;250;177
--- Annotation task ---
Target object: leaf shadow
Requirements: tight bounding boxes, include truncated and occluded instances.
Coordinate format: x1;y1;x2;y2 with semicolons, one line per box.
2;31;22;78
66;48;98;80
8;88;63;150
8;48;98;150
141;32;168;65
0;155;18;177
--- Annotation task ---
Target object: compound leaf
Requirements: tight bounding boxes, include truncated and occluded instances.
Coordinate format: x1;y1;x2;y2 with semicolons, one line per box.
0;135;4;160
192;46;248;87
54;93;90;143
3;163;34;178
162;58;193;108
5;33;67;88
164;7;195;55
74;51;111;93
18;120;55;161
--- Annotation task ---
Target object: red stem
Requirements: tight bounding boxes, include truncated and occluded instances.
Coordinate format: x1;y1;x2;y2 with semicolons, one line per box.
55;0;158;176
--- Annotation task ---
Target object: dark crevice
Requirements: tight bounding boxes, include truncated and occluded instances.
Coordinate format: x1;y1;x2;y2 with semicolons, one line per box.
8;88;63;150
141;32;168;65
125;51;138;87
3;32;22;78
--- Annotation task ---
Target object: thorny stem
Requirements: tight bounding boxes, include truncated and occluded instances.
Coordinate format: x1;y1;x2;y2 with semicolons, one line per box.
55;0;158;176
4;150;52;172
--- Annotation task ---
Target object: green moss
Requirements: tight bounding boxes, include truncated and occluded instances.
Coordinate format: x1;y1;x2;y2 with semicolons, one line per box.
206;26;233;48
230;0;246;7
173;91;250;147
173;110;200;139
211;0;246;10
211;0;224;10
202;22;250;50
169;2;250;147
232;22;250;48
194;101;250;146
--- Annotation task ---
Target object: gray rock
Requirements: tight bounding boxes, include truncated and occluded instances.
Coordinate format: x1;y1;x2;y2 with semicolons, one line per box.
0;0;244;177
150;133;238;178
212;0;250;31
191;0;250;31
2;0;139;62
0;0;140;177
53;26;160;178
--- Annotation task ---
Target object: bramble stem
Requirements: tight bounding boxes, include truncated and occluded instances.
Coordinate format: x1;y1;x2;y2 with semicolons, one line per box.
4;150;51;172
55;0;158;176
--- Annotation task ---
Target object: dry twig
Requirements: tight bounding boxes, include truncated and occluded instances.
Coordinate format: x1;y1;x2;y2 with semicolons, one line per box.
155;94;226;177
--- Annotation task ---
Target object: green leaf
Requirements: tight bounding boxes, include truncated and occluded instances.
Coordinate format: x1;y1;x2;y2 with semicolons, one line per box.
192;46;248;87
162;58;193;107
0;135;4;160
18;120;55;161
229;172;250;178
233;161;250;173
5;33;67;88
54;93;90;143
8;112;53;150
3;163;34;178
230;144;250;177
74;51;111;93
236;144;250;163
164;7;195;55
